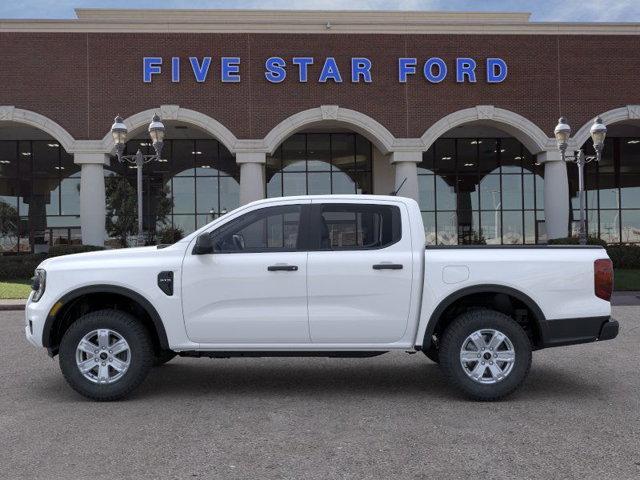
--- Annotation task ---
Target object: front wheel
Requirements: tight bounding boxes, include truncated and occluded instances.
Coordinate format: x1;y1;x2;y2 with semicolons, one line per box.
58;309;154;401
439;309;532;401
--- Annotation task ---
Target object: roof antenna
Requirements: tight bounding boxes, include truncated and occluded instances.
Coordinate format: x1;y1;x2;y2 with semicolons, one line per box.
390;177;407;196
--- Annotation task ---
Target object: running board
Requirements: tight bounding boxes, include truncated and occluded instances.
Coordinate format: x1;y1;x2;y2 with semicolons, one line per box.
177;351;389;359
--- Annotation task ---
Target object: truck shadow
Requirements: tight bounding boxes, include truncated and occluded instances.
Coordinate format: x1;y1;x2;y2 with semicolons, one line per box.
130;357;604;402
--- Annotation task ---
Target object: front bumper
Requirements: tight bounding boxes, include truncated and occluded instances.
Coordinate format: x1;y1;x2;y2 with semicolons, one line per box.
24;294;49;348
540;316;619;348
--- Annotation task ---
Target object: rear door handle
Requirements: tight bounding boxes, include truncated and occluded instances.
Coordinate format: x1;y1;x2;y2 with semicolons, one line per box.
268;265;298;272
373;263;403;270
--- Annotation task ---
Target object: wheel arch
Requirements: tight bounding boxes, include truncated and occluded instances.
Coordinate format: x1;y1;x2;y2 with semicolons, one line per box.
42;285;169;356
421;284;547;351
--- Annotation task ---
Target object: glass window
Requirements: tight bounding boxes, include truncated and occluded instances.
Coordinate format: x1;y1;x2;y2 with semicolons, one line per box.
318;204;401;250
281;135;306;172
0;141;18;178
107;138;239;246
418;174;435;211
620;138;640;173
457;139;478;173
435;175;456;211
621;210;640;243
0;139;85;252
0;178;20;252
172;140;195;176
212;205;301;253
331;171;357;194
419;136;542;245
621;175;640;208
571;136;640;243
267;133;372;197
479;139;499;175
307;134;331;171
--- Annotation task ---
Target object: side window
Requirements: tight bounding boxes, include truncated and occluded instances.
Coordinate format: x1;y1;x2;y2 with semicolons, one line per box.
318;204;401;250
211;205;302;253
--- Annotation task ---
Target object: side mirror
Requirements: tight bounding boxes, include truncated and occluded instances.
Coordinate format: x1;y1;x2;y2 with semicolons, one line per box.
193;233;214;255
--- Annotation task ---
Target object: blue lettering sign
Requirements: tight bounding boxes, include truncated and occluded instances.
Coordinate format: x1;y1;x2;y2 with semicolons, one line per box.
398;58;417;83
221;57;241;83
143;55;507;85
143;57;162;83
292;57;314;82
265;57;287;83
351;58;372;83
189;57;211;83
319;57;342;83
424;57;447;83
171;57;180;83
456;58;477;83
486;58;508;83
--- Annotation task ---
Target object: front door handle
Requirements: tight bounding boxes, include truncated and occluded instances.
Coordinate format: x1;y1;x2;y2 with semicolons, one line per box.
268;265;298;272
373;263;403;270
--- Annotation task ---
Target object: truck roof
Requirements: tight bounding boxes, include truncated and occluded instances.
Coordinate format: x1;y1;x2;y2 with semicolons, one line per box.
245;194;417;206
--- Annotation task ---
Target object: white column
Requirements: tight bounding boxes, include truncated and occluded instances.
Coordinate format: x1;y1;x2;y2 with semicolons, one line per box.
237;152;266;205
75;153;109;247
538;151;569;240
390;150;422;203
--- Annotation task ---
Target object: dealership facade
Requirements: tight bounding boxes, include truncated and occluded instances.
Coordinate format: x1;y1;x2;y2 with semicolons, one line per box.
0;8;639;251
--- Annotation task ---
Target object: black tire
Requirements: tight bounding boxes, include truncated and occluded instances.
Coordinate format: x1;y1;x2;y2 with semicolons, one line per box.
423;343;439;364
153;350;177;367
439;309;532;401
59;309;154;401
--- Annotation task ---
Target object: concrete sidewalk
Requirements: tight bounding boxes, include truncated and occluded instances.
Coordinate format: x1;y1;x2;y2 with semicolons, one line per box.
2;291;640;312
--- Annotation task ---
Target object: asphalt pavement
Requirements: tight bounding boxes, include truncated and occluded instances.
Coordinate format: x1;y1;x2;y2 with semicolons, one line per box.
1;308;638;479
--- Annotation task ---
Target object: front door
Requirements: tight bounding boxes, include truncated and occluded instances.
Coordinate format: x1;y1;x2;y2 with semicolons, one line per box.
181;202;310;344
307;201;414;344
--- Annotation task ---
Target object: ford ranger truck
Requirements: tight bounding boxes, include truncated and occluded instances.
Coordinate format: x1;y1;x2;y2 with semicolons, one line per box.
24;195;619;401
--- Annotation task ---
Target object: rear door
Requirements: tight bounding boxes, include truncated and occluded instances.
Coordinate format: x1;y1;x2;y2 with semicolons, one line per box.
306;200;414;343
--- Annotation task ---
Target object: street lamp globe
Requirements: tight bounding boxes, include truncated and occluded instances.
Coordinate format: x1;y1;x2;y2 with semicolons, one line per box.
554;117;571;154
110;115;128;156
590;116;607;156
148;114;165;142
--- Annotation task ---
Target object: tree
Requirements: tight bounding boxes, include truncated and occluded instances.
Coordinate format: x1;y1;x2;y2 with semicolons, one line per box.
105;176;172;247
0;200;19;251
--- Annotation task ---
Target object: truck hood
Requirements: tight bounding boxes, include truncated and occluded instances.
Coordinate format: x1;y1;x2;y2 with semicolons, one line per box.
38;246;169;270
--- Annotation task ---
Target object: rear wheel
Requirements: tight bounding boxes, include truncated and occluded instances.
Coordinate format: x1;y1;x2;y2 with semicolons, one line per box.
439;309;532;401
59;309;154;401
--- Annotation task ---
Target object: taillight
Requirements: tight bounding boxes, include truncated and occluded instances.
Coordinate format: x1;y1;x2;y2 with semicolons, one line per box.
594;259;613;301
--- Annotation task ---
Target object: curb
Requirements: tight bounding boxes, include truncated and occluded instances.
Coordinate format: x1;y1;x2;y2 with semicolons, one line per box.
0;302;26;311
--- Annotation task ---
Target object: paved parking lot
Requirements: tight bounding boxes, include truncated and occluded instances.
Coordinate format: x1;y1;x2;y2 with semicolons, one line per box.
1;308;639;480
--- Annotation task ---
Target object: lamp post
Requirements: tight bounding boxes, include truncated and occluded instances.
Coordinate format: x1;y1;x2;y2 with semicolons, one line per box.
553;116;607;245
111;114;165;246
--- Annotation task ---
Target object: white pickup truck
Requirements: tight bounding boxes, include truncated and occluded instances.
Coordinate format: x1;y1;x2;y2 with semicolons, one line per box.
25;195;618;401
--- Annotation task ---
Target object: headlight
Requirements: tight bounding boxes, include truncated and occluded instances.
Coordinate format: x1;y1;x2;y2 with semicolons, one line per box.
31;269;46;302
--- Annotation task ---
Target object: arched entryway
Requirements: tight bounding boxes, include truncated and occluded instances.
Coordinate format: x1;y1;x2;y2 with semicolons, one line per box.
570;107;640;243
106;121;239;246
0;109;79;253
419;107;550;245
263;106;396;199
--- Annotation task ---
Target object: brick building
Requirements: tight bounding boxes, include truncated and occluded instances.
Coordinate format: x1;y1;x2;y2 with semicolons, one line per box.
0;9;639;250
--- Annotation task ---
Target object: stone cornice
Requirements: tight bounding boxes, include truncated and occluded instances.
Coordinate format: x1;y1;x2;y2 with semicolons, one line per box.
0;9;638;35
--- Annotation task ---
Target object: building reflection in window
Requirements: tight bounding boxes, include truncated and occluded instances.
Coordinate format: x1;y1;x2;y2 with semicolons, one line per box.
266;133;373;197
419;137;544;245
108;138;239;246
0;140;80;253
571;136;640;243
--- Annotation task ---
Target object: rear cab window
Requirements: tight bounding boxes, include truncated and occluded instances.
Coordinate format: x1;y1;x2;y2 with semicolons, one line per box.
313;203;402;250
